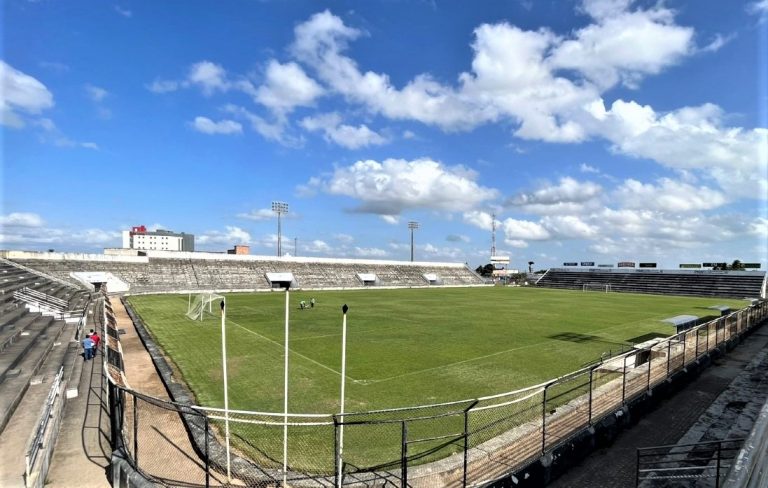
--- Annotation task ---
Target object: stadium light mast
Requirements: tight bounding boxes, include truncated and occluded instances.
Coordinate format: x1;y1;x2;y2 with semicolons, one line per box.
408;221;419;262
272;201;289;257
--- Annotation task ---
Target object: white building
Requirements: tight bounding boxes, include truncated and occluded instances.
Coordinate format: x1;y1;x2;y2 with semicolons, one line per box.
121;225;194;252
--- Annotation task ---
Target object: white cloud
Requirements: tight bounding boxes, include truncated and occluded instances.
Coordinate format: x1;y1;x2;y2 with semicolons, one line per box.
114;6;132;17
0;212;44;227
580;163;600;174
301;112;387;149
314;157;499;215
0;214;119;248
237;208;274;221
222;104;303;147
191;116;242;135
380;215;400;225
540;215;597;239
446;234;470;243
462;210;495;231
187;61;230;95
304;239;332;253
146;79;180;93
615;178;727;212
1;61;54;128
549;4;694;89
501;218;551;241
352;246;389;257
334;233;354;243
594;100;768;199
256;60;323;114
747;0;768;16
506;177;603;215
198;226;252;245
85;84;108;102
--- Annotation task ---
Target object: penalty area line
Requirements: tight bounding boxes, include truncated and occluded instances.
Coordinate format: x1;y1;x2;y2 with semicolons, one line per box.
226;317;362;382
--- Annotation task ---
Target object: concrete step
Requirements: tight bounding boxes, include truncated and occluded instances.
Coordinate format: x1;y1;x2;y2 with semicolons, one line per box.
0;320;74;487
0;318;65;435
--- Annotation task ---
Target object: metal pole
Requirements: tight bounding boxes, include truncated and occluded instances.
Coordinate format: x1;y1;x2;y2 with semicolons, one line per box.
666;339;671;377
337;305;349;488
621;356;627;403
401;421;408;488
283;288;290;487
410;228;414;262
588;367;594;425
220;299;231;481
133;394;138;465
278;212;282;257
646;348;651;390
294;237;297;257
541;384;548;454
205;415;210;487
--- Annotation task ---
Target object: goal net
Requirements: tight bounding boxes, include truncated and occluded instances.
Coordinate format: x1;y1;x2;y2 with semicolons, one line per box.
582;283;612;293
186;293;225;321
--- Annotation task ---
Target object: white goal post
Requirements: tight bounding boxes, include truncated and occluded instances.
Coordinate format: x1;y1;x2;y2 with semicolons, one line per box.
186;293;225;321
582;283;612;293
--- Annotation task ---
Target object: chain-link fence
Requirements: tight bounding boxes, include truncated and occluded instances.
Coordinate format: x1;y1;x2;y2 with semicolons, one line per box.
105;300;768;487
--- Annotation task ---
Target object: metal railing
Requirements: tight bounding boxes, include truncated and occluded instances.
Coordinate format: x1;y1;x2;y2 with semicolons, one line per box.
636;438;744;487
106;298;767;487
24;366;65;487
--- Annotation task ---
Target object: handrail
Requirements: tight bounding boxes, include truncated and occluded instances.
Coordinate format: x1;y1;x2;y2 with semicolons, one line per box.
24;366;65;483
0;257;81;290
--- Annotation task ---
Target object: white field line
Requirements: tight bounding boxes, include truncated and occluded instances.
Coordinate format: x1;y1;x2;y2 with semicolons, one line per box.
168;294;685;388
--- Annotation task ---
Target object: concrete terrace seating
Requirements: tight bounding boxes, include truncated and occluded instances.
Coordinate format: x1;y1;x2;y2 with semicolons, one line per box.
536;268;767;299
10;254;486;294
0;261;91;436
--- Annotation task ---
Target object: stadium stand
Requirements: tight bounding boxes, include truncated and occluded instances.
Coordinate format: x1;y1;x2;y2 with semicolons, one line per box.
0;259;91;447
536;268;767;299
1;250;487;294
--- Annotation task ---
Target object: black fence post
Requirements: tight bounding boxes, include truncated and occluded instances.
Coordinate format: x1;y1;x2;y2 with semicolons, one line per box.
646;348;651;391
401;421;408;488
204;414;210;488
133;394;139;466
681;331;687;368
635;448;640;487
108;384;122;451
666;339;671;378
695;326;700;358
621;356;627;404
715;441;722;488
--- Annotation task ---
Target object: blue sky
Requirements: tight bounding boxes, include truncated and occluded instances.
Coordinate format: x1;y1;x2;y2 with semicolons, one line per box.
2;0;767;270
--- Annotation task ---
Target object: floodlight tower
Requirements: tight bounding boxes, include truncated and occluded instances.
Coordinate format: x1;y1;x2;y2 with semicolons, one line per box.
408;221;419;262
272;201;289;257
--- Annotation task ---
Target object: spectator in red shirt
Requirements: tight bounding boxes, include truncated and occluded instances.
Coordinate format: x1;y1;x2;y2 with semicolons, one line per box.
89;329;101;354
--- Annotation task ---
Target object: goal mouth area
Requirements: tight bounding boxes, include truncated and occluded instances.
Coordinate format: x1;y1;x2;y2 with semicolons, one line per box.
186;293;225;321
582;283;612;292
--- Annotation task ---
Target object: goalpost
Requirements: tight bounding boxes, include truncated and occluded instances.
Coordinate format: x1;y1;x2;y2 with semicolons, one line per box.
582;283;612;293
186;293;225;321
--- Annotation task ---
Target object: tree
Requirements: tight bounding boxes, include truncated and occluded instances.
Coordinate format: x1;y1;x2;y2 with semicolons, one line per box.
474;264;495;277
731;259;744;270
528;261;534;273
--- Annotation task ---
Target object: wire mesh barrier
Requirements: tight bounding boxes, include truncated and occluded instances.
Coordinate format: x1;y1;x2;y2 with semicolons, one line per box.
104;299;767;487
636;439;744;487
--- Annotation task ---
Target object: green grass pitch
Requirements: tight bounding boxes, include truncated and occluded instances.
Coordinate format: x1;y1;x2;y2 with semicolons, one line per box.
127;287;746;414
